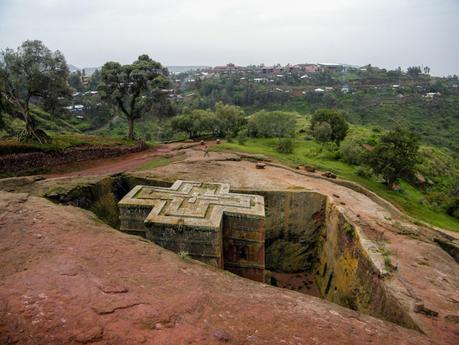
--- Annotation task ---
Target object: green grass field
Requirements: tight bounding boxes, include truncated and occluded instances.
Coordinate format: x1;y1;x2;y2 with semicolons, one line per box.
212;137;459;232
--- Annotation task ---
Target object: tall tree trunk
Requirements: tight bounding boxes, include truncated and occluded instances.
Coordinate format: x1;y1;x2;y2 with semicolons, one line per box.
19;95;49;143
127;117;135;140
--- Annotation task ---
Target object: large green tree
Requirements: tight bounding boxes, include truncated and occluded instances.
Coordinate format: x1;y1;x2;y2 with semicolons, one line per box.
214;102;246;138
170;109;215;138
369;128;419;189
88;69;101;90
68;71;83;91
310;109;349;144
0;40;70;142
99;55;169;140
248;111;296;138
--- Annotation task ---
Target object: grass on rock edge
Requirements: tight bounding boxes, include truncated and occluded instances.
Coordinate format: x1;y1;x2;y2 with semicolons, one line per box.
212;138;459;232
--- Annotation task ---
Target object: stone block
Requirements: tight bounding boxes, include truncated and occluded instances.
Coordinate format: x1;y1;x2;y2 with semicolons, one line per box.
119;180;265;281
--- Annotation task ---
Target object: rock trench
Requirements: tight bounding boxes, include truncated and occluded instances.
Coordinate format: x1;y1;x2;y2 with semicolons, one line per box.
45;174;421;330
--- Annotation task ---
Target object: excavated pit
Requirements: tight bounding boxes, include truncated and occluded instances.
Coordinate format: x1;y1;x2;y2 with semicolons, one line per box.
46;174;419;330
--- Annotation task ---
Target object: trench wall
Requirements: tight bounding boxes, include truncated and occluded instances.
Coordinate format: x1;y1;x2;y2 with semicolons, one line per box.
314;202;419;330
236;190;326;273
44;176;418;329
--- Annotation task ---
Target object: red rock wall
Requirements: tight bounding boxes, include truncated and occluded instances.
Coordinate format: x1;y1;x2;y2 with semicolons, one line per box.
223;215;265;282
0;142;147;174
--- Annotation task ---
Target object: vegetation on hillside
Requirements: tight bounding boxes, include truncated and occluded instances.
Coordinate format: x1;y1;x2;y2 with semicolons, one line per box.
1;40;71;142
208;114;458;231
1;39;458;231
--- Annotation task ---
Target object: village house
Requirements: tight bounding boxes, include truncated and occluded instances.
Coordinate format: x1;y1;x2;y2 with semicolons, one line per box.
318;63;344;73
297;63;320;73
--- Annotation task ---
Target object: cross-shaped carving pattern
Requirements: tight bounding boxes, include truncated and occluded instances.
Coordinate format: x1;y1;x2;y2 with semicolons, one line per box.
119;180;264;228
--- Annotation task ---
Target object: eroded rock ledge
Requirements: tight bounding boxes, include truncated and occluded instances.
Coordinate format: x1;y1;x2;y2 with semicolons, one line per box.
1;171;458;344
0;191;435;345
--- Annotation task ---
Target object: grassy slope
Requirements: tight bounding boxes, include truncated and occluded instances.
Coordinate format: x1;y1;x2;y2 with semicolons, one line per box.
242;93;459;154
212;134;459;232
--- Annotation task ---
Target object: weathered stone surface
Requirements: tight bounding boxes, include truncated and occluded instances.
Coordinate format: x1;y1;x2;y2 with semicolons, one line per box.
414;303;439;317
434;238;459;264
314;204;420;330
0;191;436;345
213;330;232;342
119;180;266;281
322;171;337;179
243;190;326;273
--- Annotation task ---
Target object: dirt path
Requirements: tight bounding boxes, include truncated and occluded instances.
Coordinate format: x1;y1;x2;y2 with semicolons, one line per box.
45;144;173;178
45;141;210;178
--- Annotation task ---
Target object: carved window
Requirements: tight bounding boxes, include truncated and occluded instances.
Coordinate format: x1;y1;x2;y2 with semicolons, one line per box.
239;246;249;260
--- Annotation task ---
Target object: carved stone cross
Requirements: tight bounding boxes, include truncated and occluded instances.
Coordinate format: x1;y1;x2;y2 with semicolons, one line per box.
119;180;266;282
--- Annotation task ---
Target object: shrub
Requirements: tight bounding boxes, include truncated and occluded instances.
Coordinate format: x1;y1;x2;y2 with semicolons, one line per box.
237;129;248;145
313;122;332;142
355;166;373;178
214;102;246;138
178;251;189;260
368;128;419;188
248;111;297;138
276;138;294;154
340;136;367;165
170;109;215;138
310;109;349;143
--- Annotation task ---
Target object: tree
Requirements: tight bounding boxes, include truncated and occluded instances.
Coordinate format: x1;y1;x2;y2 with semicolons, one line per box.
68;71;83;91
310;109;348;143
407;66;422;78
339;135;367;165
369;128;419;189
248;111;296;138
88;69;101;90
170;109;215;139
99;54;169;140
0;40;70;142
313;121;332;142
214;102;246;138
276;138;294;153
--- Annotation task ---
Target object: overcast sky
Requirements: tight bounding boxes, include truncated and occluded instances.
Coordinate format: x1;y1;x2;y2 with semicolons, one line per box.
1;0;458;76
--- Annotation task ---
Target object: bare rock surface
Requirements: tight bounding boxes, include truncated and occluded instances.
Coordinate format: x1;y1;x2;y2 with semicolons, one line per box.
2;142;459;344
0;191;437;345
145;150;459;344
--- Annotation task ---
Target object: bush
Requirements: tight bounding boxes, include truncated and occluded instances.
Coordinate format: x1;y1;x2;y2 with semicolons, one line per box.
214;102;246;138
237;129;248;145
310;109;349;143
355;166;373;178
369;128;419;188
178;251;189;260
313;122;332;142
340;136;367;165
170;109;215;138
276;138;294;154
248;111;297;138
